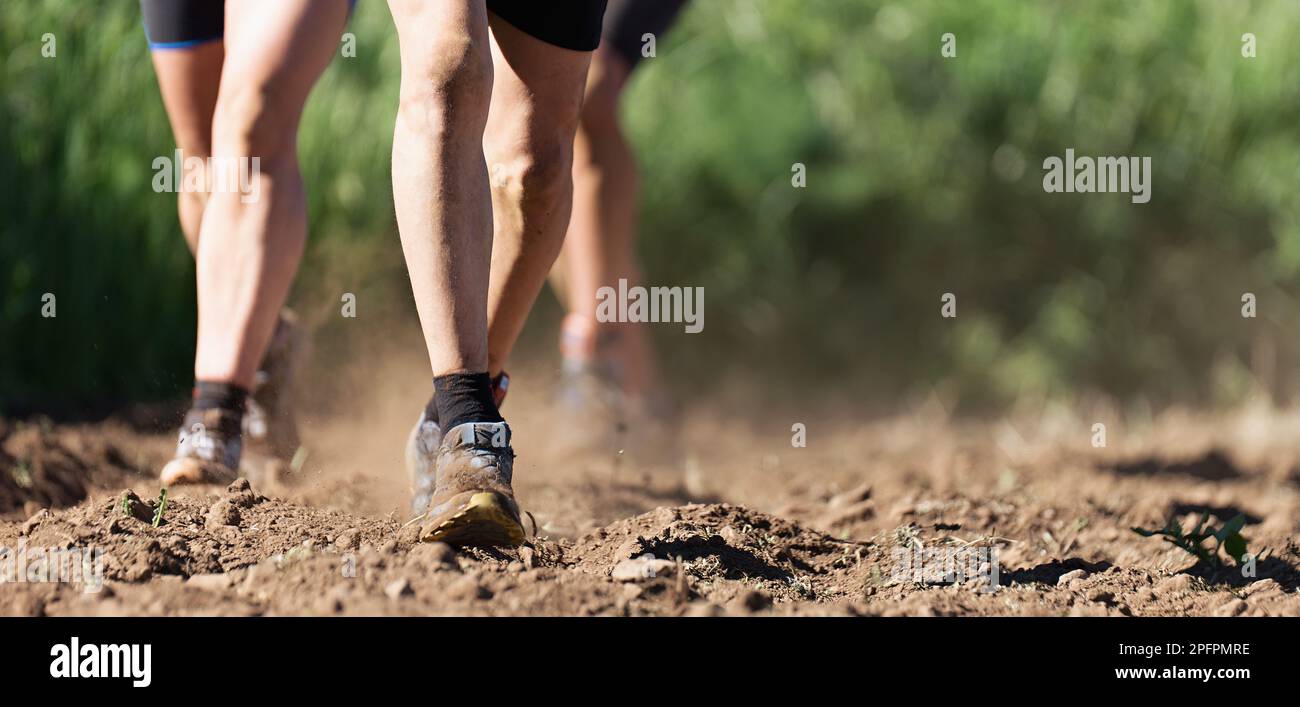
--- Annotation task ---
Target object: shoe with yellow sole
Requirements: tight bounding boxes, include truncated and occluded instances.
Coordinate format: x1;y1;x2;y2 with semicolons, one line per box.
406;372;510;518
418;421;524;547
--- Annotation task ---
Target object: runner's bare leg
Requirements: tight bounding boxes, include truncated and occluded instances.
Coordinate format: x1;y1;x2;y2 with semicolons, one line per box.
192;0;349;388
483;14;594;376
387;0;495;377
149;41;224;253
551;46;656;395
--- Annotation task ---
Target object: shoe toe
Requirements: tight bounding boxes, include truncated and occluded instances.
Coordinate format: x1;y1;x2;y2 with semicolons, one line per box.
420;491;524;547
160;457;236;486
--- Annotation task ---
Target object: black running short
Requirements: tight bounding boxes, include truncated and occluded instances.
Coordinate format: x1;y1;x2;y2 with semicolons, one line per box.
140;0;225;49
601;0;689;68
141;0;607;53
489;1;609;52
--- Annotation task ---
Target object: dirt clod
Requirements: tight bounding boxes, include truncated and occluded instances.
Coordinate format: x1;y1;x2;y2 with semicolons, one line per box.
407;541;456;569
205;499;241;529
611;555;676;582
334;528;360;551
1214;598;1247;617
384;578;413;600
1058;569;1088;585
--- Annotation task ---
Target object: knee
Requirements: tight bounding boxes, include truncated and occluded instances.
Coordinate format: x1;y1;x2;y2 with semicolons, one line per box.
395;30;493;137
489;130;575;209
211;85;297;170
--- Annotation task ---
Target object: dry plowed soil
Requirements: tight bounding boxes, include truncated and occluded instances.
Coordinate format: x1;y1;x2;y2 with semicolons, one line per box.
4;393;1300;617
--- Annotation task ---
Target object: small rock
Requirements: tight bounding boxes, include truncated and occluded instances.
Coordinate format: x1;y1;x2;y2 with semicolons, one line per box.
223;478;262;508
506;561;524;573
1214;598;1247;617
1057;569;1088;586
186;573;233;592
205;498;241;529
1244;579;1282;598
20;508;50;535
408;542;457;569
334;529;360;551
384;578;413;600
611;555;676;582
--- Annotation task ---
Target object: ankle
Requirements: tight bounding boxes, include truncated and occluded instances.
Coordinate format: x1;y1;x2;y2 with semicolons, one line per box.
424;371;510;426
192;380;249;414
433;372;503;432
560;313;597;363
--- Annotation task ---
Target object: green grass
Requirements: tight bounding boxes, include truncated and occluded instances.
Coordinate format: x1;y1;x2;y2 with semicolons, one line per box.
5;0;1300;413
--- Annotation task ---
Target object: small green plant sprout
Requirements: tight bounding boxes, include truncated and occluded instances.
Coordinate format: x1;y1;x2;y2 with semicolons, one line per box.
11;461;33;489
120;492;132;518
1131;512;1249;567
152;487;169;528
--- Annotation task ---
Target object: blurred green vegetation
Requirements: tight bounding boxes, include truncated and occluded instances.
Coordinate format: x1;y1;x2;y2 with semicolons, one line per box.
4;0;1300;414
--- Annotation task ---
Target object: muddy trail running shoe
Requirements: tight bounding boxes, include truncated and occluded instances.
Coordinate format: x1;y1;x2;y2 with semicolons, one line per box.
160;407;243;485
553;360;683;467
550;356;624;458
407;373;509;517
243;310;308;480
619;390;682;467
418;421;524;547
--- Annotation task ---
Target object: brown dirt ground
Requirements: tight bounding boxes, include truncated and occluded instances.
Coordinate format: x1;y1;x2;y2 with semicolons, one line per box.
4;360;1300;616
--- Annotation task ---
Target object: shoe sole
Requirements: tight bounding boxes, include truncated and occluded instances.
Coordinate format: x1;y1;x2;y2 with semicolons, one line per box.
160;457;238;486
420;492;525;547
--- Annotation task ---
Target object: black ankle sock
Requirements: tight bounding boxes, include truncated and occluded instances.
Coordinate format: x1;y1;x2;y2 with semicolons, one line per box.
193;381;249;414
422;391;440;425
433;372;503;432
425;373;509;427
